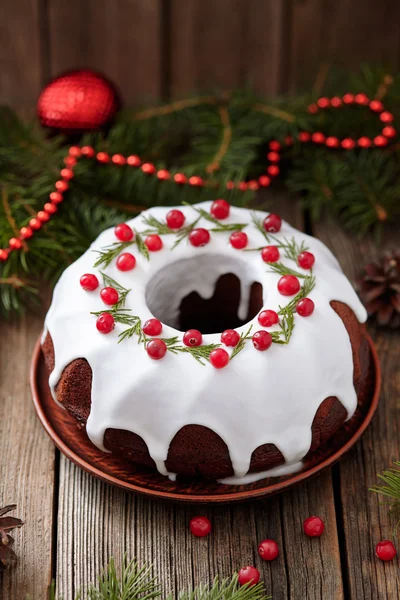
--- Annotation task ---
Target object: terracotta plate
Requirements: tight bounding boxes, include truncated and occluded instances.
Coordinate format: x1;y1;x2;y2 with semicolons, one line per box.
30;333;381;503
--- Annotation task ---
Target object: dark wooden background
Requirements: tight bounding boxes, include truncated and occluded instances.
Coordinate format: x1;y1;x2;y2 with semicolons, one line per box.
2;0;400;110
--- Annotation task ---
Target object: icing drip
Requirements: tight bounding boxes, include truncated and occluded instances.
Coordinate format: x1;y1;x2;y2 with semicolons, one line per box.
44;201;367;484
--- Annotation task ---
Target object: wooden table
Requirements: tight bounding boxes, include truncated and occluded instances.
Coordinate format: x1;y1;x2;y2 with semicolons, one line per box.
1;194;399;600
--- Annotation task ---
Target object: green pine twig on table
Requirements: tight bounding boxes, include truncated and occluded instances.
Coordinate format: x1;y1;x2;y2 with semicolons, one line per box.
370;461;400;526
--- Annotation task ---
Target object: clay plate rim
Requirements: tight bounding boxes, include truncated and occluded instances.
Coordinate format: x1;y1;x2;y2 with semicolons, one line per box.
30;332;381;503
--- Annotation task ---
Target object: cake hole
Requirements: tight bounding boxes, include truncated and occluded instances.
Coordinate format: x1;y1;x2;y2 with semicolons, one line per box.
145;254;263;333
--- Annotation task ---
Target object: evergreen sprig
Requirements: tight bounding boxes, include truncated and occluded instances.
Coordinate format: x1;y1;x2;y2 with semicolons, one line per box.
370;461;400;522
184;202;247;232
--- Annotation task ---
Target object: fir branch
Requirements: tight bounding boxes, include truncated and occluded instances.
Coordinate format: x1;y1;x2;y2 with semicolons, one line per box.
206;105;232;173
370;461;400;519
171;217;201;249
282;275;316;314
251;213;270;243
268;262;308;279
230;325;253;360
167;341;222;365
101;272;130;308
271;306;295;344
172;575;271;600
141;214;174;235
277;237;309;263
134;231;150;260
94;241;133;269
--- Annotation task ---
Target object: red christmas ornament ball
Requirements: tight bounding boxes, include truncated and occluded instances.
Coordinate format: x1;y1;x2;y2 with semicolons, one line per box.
143;318;163;336
303;516;325;537
37;70;120;133
375;540;397;561
20;226;33;240
258;539;279;561
221;329;240;347
190;516;212;537
96;312;115;334
238;567;260;587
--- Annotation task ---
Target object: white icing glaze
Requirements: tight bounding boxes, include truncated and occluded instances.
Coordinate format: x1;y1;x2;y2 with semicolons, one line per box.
218;460;304;485
44;201;367;484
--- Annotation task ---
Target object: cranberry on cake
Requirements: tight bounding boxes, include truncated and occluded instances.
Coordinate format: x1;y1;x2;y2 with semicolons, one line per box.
42;201;369;484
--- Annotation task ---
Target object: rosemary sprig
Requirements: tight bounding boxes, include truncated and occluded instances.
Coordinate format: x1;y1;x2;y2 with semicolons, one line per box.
167;342;222;365
184;201;247;232
171;216;201;249
134;230;150;260
268;262;308;278
251;212;271;242
271;306;295;344
141;214;174;235
94;241;133;269
278;236;309;262
230;324;253;360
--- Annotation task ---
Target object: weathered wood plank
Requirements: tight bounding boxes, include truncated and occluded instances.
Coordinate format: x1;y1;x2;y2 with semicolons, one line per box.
313;221;400;599
48;0;163;104
0;0;46;109
0;314;55;600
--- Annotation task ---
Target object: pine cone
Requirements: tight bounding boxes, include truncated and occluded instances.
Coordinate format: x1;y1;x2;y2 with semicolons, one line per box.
0;505;24;571
358;250;400;328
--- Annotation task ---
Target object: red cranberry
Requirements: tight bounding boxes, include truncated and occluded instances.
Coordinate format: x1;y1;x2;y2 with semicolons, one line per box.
258;539;279;561
100;287;119;306
238;566;260;587
263;213;282;233
252;330;272;351
221;329;240;347
190;516;212;537
142;318;163;336
145;234;163;252
303;516;325;537
261;246;280;263
189;228;210;247
298;251;315;269
369;100;383;112
297;298;315;317
166;209;185;229
375;540;397;561
116;252;136;271
209;348;230;369
258;310;279;327
146;339;167;360
80;273;99;291
96;313;115;334
183;329;202;347
115;223;134;242
211;199;230;220
277;275;301;296
230;231;248;249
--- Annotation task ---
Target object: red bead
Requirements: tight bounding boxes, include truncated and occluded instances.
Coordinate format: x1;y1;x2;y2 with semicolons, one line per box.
258;539;279;561
382;126;396;138
9;237;22;250
183;329;202;347
166;209;185;230
127;155;141;167
142;162;156;174
142;318;163;336
252;330;272;351
303;516;325;537
64;156;76;167
343;93;355;104
190;516;212;537
61;168;74;180
96;152;110;163
100;287;119;306
375;540;397;562
112;154;126;165
374;135;388;147
146;339;167;360
81;145;95;157
211;199;230;220
50;191;63;204
297;297;315;317
157;169;170;180
298;132;311;142
145;234;163;252
263;213;282;233
248;180;259;191
308;103;318;114
298;251;315;269
269;141;281;151
267;165;280;177
20;226;33;239
115;223;134;242
380;111;394;123
68;146;81;157
317;97;330;109
238;181;248;191
174;173;187;184
278;275;300;296
209;348;230;369
44;202;57;215
0;249;9;261
189;228;210;247
37;211;50;222
311;132;325;144
261;246;280;263
238;567;260;587
358;136;372;148
189;175;203;186
258;310;279;327
80;273;99;291
96;312;115;334
55;180;68;192
29;218;42;230
258;175;271;187
325;136;340;148
221;329;240;347
267;151;280;162
369;100;384;112
116;252;136;271
230;231;248;249
330;97;342;108
355;93;369;105
226;181;235;190
284;135;294;145
341;138;356;150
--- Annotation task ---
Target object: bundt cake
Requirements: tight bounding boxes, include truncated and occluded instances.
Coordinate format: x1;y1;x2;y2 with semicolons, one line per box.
42;200;369;484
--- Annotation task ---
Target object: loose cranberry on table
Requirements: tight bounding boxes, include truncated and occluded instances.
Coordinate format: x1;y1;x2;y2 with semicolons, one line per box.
238;566;260;587
190;516;212;537
211;199;230;220
258;539;279;561
303;516;325;537
375;540;397;561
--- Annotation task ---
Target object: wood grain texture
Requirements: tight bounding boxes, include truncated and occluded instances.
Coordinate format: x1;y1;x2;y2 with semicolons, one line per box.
169;0;289;97
0;0;46;109
47;0;163;103
313;222;400;599
0;314;55;600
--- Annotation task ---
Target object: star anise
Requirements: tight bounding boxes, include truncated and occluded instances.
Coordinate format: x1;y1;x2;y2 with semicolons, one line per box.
358;250;400;328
